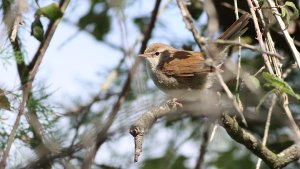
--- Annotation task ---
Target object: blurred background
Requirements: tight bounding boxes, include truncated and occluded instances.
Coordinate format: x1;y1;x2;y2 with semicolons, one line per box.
0;0;300;168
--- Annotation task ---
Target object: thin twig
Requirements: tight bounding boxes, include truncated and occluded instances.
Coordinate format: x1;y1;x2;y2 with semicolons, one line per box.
206;39;284;59
255;95;276;169
215;70;247;126
221;2;248;15
10;15;23;42
194;123;210;169
234;0;242;95
281;93;300;139
252;0;282;77
233;0;245;128
266;0;300;69
246;0;274;74
10;0;27;42
176;0;206;50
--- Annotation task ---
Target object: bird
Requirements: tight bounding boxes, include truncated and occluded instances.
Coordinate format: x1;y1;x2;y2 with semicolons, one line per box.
140;13;251;101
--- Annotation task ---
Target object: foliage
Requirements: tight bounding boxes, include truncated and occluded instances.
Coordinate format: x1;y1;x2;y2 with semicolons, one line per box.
31;3;63;41
263;72;300;100
0;89;10;111
77;1;111;41
280;1;299;24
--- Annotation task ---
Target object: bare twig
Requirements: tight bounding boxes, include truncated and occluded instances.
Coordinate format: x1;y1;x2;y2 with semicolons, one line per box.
82;0;162;167
0;1;70;168
194;123;210;169
281;93;300;139
10;15;23;42
255;95;276;169
221;2;248;15
176;0;206;50
233;0;245;129
252;0;282;77
234;0;242;95
266;0;300;69
10;0;27;42
215;70;247;126
246;0;274;74
206;39;284;59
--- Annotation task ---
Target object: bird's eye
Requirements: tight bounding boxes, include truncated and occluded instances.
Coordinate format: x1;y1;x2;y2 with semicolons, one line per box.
154;52;160;56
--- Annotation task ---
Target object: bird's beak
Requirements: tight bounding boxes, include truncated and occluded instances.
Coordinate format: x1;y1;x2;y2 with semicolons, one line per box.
138;54;148;58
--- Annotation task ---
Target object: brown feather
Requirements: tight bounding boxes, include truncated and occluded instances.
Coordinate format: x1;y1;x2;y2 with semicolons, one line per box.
160;50;212;76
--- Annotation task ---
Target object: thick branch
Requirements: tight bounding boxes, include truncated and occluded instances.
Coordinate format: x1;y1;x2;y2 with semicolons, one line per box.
130;99;182;162
222;114;300;169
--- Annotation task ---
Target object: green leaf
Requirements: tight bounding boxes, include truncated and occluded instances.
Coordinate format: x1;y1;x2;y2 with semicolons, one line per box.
31;17;44;41
281;7;288;18
262;72;300;100
281;7;290;24
0;89;11;111
285;1;299;19
35;3;63;21
78;9;111;41
93;12;110;40
187;1;203;20
134;16;148;32
244;74;260;90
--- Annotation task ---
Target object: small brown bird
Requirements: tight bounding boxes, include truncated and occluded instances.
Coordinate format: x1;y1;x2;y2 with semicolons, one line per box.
140;13;251;100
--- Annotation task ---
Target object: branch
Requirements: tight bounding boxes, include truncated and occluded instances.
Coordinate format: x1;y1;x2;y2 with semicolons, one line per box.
266;0;300;69
0;1;71;168
222;114;300;169
215;70;247;126
281;93;300;139
194;123;210;169
81;0;162;167
176;0;206;50
20;144;83;169
256;95;276;169
251;0;282;76
246;0;274;74
130;99;182;162
206;39;284;59
10;0;26;42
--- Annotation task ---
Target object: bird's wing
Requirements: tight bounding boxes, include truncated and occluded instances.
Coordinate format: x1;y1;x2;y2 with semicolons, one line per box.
160;50;213;77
